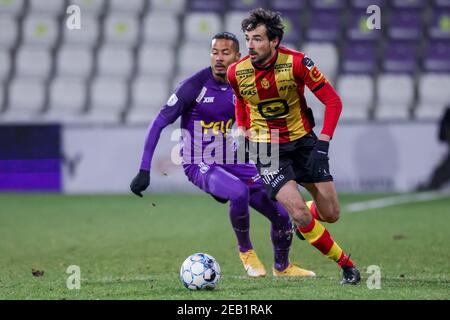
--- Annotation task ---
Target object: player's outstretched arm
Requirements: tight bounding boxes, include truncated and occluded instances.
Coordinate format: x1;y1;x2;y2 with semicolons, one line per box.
130;78;199;198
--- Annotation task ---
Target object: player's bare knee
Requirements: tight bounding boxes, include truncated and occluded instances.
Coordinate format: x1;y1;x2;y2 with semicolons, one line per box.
322;206;340;223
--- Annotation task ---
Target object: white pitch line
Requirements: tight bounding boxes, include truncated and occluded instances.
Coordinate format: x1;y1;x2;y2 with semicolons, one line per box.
345;191;450;213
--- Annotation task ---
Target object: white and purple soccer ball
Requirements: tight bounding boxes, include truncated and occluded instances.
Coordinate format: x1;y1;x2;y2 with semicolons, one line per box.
180;253;221;290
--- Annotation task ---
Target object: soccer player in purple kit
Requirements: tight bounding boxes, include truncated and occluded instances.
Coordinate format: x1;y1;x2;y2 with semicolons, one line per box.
130;32;315;278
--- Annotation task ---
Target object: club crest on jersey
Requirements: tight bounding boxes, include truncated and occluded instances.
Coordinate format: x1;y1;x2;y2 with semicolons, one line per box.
309;66;324;82
261;77;270;89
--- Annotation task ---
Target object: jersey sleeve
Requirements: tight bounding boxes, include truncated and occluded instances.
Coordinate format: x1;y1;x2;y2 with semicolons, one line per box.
227;63;249;129
294;54;343;138
139;79;200;171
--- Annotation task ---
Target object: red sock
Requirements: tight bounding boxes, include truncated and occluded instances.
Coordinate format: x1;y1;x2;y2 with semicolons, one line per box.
337;252;354;268
306;201;323;221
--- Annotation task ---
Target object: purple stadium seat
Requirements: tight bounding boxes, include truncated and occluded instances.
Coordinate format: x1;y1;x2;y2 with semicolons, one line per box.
229;0;266;11
310;0;346;10
279;11;301;44
383;41;418;73
347;9;382;41
388;9;423;40
305;10;342;42
190;0;226;11
429;9;450;39
434;0;450;8
342;41;377;74
423;40;450;72
392;0;427;9
271;0;306;11
350;0;385;8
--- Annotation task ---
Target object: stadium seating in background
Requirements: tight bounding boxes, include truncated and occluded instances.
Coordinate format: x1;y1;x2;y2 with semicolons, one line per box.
62;15;100;48
177;43;211;78
305;9;342;42
138;45;174;79
97;46;133;79
184;12;222;43
56;46;93;80
0;16;18;50
23;14;58;49
342;41;377;74
375;74;414;120
382;41;417;73
189;0;226;12
338;75;374;120
0;0;449;124
110;0;145;14
104;14;139;48
143;13;179;47
388;8;423;40
83;77;127;124
271;0;307;11
434;0;450;8
416;74;450;119
0;0;25;17
423;40;450;73
69;0;106;17
301;42;338;82
428;8;450;40
127;76;169;124
3;78;45;122
15;46;51;80
350;0;386;9
224;11;248;49
43;77;87;123
0;50;11;85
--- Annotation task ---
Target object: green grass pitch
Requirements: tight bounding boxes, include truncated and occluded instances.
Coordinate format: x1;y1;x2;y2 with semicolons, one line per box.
0;193;449;300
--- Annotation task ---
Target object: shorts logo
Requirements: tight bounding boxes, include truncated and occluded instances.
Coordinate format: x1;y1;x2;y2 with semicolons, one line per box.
167;94;178;106
261;78;270;89
261;168;285;187
198;162;210;174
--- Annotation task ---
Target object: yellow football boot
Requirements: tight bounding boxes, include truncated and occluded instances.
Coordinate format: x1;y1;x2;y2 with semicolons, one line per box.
273;263;316;277
239;249;267;277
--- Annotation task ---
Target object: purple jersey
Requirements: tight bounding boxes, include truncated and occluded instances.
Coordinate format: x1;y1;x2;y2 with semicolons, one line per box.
139;67;236;170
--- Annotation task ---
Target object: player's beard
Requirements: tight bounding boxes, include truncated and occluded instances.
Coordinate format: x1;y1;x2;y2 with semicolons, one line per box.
214;71;227;82
213;64;227;82
249;49;272;66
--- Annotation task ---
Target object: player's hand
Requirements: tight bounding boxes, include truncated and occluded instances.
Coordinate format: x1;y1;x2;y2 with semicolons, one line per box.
306;140;330;180
130;170;150;197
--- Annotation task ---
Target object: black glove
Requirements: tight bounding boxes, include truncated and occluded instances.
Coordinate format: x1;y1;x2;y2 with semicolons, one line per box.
306;140;330;180
130;170;150;198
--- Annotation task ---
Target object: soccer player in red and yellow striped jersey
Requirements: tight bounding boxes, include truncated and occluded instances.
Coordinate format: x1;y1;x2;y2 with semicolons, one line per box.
227;8;361;284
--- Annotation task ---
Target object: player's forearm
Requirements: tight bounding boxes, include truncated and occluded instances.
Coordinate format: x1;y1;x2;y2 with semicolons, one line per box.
139;115;169;171
315;83;342;139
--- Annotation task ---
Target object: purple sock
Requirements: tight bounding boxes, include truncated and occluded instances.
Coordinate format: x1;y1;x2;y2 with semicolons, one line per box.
250;187;292;271
207;167;253;252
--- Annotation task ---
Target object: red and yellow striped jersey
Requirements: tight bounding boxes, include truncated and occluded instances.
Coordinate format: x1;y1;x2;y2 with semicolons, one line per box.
227;46;342;143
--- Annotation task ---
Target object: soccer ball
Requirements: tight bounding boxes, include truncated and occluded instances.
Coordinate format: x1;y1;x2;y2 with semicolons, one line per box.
180;253;221;290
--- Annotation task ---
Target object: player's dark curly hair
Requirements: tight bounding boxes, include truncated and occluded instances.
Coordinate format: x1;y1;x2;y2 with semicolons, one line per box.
241;8;284;48
212;31;240;52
